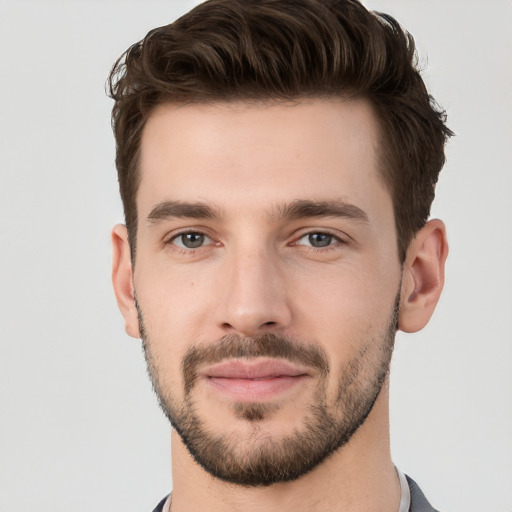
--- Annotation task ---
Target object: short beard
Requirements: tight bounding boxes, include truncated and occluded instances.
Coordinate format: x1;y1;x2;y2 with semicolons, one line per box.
138;295;399;487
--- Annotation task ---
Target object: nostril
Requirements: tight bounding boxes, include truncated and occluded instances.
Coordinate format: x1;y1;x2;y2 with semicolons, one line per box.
220;320;278;334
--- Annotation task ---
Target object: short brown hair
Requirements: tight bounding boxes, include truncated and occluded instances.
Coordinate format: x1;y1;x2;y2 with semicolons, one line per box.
108;0;452;261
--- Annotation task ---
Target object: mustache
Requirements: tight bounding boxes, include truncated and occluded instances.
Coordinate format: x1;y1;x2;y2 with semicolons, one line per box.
182;333;329;395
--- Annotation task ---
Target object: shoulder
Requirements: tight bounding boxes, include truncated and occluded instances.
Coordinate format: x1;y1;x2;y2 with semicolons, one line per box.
406;475;442;512
151;495;169;512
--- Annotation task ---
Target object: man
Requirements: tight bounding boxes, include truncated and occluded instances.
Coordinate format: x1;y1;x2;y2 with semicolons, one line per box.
109;0;452;510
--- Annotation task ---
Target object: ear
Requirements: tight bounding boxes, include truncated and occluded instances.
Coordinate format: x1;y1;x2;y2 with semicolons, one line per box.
399;219;448;333
111;224;141;339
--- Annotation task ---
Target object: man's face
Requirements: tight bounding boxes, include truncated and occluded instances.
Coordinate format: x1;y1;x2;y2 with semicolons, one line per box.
130;98;403;485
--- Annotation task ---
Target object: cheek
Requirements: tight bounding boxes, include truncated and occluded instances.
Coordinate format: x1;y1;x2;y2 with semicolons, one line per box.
135;258;211;326
293;259;398;319
289;261;399;357
133;268;199;382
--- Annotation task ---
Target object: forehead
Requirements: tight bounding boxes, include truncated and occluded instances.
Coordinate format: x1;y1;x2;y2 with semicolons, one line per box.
137;98;388;219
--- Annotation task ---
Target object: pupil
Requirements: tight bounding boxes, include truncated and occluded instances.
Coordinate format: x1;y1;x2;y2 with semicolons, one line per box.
183;233;204;248
309;233;331;247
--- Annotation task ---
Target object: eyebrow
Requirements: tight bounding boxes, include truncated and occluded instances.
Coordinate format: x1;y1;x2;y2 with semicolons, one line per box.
147;200;221;223
270;199;369;223
146;198;368;224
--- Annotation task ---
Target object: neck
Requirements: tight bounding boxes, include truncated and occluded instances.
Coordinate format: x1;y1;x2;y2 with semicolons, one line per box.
168;384;399;512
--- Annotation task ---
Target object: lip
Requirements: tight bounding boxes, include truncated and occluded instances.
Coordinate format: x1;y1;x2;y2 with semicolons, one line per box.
200;358;310;401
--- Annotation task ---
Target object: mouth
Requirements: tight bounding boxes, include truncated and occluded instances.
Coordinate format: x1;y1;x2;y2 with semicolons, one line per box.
200;358;310;401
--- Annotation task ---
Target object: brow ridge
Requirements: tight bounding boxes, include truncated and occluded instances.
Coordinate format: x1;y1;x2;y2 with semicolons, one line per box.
147;200;221;223
271;199;369;222
146;198;368;224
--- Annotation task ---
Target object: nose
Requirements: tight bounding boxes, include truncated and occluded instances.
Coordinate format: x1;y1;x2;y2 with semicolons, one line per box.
216;246;292;337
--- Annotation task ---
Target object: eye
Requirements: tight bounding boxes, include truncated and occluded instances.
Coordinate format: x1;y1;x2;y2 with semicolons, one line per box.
171;232;213;249
296;232;340;248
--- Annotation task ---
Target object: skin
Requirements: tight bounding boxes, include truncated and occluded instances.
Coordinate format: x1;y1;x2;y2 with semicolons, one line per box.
112;98;448;512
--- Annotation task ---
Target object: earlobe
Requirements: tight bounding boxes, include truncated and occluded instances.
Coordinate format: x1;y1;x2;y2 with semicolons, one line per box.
399;219;448;333
111;224;141;339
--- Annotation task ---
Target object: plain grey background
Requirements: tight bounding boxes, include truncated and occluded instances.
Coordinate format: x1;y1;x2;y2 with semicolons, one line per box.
1;1;511;511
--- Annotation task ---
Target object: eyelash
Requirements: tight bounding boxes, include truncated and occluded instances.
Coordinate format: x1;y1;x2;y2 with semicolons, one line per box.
292;230;346;251
166;230;216;253
164;228;347;255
